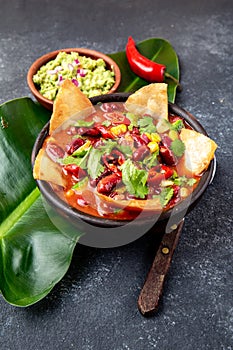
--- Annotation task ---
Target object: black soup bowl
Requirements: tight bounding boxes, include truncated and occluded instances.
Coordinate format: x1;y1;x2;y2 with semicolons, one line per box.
31;93;216;248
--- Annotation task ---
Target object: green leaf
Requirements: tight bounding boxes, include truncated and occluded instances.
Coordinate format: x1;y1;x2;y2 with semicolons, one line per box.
87;139;117;179
62;144;92;169
108;37;180;102
159;186;174;207
0;98;81;306
171;139;185;157
120;159;148;199
75;120;94;127
138;116;157;134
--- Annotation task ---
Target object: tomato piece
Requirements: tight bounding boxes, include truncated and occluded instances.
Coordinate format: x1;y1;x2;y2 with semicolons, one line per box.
63;164;87;179
103;112;131;125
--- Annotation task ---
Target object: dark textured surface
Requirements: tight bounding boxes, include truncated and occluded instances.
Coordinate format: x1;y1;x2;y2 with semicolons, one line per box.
0;0;232;349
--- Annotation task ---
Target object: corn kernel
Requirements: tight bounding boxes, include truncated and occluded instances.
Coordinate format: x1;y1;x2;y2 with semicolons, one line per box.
110;124;127;136
145;132;152;141
150;132;161;142
147;141;159;153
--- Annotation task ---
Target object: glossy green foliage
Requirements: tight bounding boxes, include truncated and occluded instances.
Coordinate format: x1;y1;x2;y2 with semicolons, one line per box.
0;98;81;306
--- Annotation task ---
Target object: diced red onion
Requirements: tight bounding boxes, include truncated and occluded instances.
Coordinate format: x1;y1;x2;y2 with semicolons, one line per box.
57;74;64;86
77;68;86;77
71;78;79;87
73;59;80;65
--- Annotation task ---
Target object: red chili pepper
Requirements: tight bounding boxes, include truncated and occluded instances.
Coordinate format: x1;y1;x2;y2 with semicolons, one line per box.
126;36;181;87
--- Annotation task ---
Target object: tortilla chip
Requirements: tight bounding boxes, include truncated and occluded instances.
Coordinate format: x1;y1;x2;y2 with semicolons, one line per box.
180;128;217;175
33;80;94;184
125;83;168;120
49;79;94;134
33;148;64;187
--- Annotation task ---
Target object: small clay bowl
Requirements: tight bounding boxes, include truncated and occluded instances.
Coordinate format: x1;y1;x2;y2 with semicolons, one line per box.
27;48;121;111
31;93;216;248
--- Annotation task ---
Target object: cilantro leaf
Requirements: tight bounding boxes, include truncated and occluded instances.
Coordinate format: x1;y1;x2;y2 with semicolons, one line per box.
87;148;105;179
75;120;94;127
173;175;197;187
171;139;185;157
142;152;159;168
138;116;157;134
125;112;139;129
62;146;91;169
101;120;111;127
87;139;117;179
72;177;88;190
170;119;184;131
117;143;133;157
159;186;174;207
186;178;197;186
120;159;148;199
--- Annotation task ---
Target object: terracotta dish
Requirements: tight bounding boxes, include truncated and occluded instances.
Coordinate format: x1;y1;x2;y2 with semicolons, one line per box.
27;48;121;110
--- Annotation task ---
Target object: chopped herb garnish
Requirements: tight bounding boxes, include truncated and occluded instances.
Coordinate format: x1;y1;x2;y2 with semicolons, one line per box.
173;175;197;187
120;159;148;198
142;151;159;168
87;148;105;179
159;186;174;207
62;144;92;169
138;116;157;134
170;139;185;157
72;177;88;190
87;139;117;179
186;178;197;186
170;119;184;131
117;143;133;157
75;120;94;127
125;112;139;129
102;120;111;127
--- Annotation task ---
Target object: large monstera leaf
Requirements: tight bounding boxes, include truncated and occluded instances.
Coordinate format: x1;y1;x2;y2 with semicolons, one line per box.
0;38;180;306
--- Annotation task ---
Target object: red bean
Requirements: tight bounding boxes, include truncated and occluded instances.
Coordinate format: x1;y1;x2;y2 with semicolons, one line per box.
161;135;172;148
97;173;121;194
77;127;100;136
46;143;65;162
141;133;150;144
132;145;150;161
132;134;147;147
89;167;111;187
67;138;85;155
159;145;177;166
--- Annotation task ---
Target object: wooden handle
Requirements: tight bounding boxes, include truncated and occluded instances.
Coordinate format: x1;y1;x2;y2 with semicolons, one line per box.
138;220;184;316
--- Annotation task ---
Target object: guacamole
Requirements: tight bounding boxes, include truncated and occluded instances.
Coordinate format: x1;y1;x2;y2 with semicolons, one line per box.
33;51;116;100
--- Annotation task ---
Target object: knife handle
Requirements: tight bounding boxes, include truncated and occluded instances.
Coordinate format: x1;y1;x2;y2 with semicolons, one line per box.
138;219;184;316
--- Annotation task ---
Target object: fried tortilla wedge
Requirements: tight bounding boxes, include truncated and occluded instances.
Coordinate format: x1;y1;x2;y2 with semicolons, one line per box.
125;83;168;120
49;79;94;134
34;80;94;185
33;148;64;186
180;128;217;175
